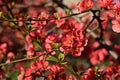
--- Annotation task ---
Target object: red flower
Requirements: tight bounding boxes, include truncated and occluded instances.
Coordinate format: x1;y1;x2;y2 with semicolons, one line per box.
98;0;114;8
59;46;71;55
35;60;49;71
112;17;120;33
26;44;34;57
17;67;25;80
47;65;65;80
25;60;49;78
7;52;15;59
89;48;108;65
0;43;7;53
77;0;94;12
25;35;32;44
105;66;115;75
45;34;57;51
114;45;120;53
114;73;120;80
25;68;34;77
72;42;84;56
62;34;73;47
49;65;64;74
114;0;120;15
81;68;95;80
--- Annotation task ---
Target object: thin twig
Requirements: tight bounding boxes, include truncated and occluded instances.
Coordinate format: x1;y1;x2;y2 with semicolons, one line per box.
0;50;55;67
0;55;41;67
0;10;90;22
83;16;95;33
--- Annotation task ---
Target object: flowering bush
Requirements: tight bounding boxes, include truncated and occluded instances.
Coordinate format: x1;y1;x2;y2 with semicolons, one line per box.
0;0;120;80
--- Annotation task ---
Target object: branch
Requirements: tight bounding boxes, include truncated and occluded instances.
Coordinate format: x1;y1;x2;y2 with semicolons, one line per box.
91;9;104;40
0;49;57;67
0;54;42;67
0;10;90;22
83;16;95;33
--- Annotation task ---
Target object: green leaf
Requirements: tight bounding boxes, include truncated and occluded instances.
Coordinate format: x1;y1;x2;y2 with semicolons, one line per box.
46;56;58;62
6;71;19;80
58;53;64;61
26;21;31;30
33;41;40;50
23;61;31;68
55;13;60;20
31;28;37;31
52;43;60;50
61;62;67;65
24;15;30;19
0;12;2;17
94;66;99;72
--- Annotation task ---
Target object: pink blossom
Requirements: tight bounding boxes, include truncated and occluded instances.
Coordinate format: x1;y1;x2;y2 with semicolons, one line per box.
7;52;15;59
77;0;94;12
62;34;73;47
0;43;7;53
98;0;114;8
114;0;120;14
45;43;52;51
35;60;49;71
72;42;84;56
17;67;25;80
112;17;120;33
25;35;32;44
25;68;33;77
45;34;57;51
81;68;95;80
26;44;34;56
89;48;108;65
49;65;64;74
59;46;71;54
114;45;120;53
105;66;115;75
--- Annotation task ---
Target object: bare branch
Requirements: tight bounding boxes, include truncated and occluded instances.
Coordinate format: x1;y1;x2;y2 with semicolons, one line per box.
0;55;41;66
0;10;90;22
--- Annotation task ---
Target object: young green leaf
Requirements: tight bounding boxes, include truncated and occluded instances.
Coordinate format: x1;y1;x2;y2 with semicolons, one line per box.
61;62;67;65
58;53;64;61
52;43;61;50
46;56;58;63
55;13;60;20
26;21;31;30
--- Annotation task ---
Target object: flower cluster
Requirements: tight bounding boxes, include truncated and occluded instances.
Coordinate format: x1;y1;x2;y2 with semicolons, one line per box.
81;64;120;80
77;0;94;12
